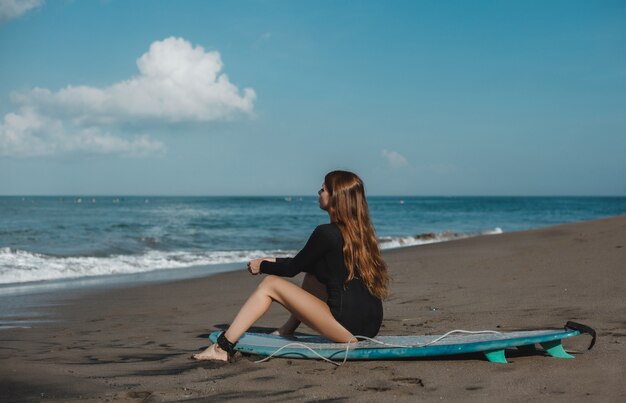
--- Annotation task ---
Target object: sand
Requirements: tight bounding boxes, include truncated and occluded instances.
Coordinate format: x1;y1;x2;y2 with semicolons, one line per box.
1;215;625;402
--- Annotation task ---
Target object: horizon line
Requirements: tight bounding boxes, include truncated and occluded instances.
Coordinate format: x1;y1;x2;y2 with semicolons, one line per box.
1;194;625;198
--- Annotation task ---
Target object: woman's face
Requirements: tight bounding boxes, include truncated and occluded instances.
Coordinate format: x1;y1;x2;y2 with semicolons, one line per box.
318;183;330;211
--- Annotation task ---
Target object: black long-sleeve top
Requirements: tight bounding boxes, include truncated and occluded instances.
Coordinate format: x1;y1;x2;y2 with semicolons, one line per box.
259;223;348;309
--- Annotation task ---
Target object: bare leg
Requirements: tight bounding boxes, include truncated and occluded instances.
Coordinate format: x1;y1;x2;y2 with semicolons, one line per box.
276;273;327;336
192;275;353;361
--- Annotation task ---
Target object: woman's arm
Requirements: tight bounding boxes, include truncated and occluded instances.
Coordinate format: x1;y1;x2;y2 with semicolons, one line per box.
255;225;332;278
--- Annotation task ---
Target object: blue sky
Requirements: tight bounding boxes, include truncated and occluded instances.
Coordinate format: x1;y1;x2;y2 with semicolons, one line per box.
1;0;624;196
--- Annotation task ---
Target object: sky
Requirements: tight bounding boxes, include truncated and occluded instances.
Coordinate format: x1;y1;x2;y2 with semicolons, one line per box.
0;0;625;196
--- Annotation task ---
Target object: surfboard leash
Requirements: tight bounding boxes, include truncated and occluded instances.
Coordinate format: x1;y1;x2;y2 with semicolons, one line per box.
564;321;596;350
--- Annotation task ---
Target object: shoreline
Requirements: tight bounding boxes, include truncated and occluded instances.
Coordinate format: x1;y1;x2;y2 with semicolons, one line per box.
0;262;244;330
1;215;625;401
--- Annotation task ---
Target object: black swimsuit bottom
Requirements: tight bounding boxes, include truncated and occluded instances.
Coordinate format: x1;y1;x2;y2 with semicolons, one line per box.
328;277;383;338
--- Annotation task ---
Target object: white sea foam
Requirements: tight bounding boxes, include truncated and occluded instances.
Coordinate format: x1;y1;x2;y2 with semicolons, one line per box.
0;248;295;285
0;228;503;284
378;227;503;250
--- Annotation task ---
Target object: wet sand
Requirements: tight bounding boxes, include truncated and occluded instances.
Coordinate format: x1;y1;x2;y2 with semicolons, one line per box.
1;216;625;402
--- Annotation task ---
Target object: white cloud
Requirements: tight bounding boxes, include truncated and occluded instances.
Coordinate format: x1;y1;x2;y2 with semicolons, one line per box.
0;37;255;157
12;37;256;124
0;0;43;22
0;106;165;157
381;149;409;169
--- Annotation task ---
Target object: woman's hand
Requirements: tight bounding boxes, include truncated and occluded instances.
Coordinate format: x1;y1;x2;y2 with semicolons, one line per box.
247;257;276;275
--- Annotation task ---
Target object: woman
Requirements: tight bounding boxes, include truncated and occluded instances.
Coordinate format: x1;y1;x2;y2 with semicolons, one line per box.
192;170;389;362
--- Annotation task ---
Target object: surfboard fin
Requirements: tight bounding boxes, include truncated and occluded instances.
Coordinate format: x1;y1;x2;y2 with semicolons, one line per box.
484;349;507;364
540;340;574;359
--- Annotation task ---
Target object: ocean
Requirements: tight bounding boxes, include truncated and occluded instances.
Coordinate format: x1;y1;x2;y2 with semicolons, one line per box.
2;195;625;287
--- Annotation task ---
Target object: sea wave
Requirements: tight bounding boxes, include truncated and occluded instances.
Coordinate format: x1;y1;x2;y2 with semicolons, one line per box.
378;227;503;249
0;228;502;284
0;248;295;285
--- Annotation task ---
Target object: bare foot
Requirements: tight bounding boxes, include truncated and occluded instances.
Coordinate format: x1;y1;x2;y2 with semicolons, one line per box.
191;343;228;362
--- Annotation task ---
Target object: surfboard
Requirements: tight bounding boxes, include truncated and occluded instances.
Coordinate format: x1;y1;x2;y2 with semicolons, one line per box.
208;322;595;363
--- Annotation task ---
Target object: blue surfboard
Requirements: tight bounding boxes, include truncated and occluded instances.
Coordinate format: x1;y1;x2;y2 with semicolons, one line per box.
208;322;595;363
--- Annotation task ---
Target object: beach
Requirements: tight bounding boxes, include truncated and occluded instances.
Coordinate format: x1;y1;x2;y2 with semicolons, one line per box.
1;215;625;402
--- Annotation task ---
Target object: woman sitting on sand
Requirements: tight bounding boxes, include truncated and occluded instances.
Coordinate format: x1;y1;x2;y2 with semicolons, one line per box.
192;170;389;362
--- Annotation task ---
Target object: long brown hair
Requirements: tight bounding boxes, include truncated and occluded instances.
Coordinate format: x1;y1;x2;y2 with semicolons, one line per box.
324;170;389;300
